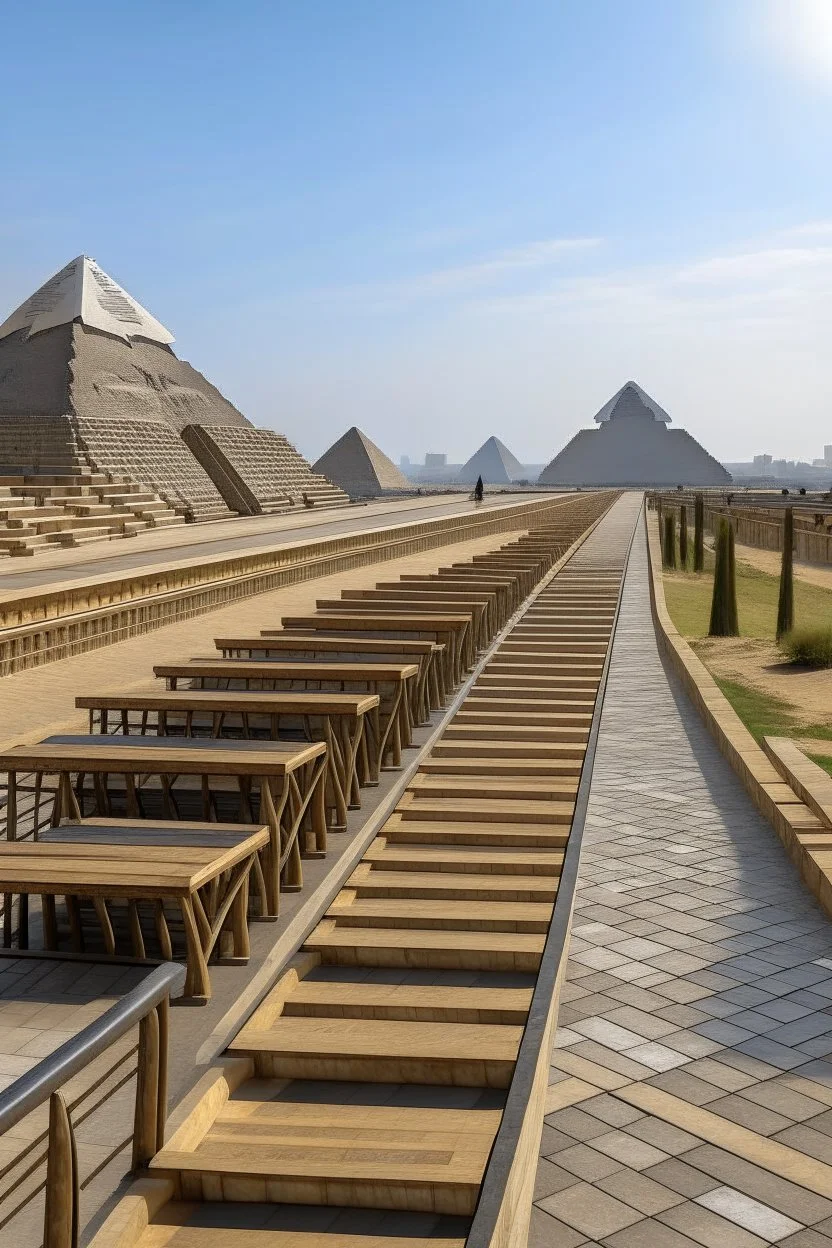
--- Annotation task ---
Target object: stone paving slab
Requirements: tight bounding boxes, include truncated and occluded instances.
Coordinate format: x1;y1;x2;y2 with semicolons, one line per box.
532;508;832;1247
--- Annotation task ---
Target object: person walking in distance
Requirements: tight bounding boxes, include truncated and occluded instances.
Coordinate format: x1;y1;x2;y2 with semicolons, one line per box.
473;475;484;505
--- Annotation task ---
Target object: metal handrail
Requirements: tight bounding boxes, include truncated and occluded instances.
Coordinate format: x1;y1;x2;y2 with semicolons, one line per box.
465;500;640;1248
0;961;183;1136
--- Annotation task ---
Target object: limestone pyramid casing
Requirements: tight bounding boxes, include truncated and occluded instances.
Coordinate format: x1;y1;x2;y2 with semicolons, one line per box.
458;436;525;484
313;427;410;497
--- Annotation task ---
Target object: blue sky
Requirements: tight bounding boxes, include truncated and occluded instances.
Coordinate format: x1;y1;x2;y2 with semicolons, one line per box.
2;0;832;464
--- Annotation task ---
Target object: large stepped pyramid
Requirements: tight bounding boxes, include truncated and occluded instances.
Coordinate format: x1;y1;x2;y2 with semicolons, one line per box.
0;255;348;529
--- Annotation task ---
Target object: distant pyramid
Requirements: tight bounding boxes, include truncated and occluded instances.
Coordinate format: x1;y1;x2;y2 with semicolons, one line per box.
313;427;410;497
538;381;730;486
458;436;525;484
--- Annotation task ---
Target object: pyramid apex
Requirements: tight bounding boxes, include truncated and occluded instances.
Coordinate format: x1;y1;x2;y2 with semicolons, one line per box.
593;381;671;424
0;255;175;347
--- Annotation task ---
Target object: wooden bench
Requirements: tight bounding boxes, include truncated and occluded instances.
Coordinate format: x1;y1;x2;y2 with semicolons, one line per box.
315;597;485;667
0;736;327;921
0;824;269;1001
76;689;379;833
226;633;445;722
153;656;416;761
329;591;495;654
280;613;471;689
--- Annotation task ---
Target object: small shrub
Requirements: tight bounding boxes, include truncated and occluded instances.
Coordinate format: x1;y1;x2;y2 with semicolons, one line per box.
781;626;832;668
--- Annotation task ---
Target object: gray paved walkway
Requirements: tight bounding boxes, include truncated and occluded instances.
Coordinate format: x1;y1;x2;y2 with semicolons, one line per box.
532;510;832;1247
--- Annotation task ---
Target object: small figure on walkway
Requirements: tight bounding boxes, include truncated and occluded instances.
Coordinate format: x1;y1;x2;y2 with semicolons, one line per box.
473;475;484;505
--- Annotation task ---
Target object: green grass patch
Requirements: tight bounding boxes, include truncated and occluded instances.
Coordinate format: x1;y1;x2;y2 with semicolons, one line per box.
713;677;799;742
712;676;832;744
664;558;832;640
809;754;832;778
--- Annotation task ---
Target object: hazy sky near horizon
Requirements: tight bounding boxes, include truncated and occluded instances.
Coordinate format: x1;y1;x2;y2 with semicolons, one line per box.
3;1;832;465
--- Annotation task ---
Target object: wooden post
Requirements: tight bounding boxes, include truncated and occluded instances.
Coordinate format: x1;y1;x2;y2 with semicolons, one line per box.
43;1091;79;1248
133;1007;160;1169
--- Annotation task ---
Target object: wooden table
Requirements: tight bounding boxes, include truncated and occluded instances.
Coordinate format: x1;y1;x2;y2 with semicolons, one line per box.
280;613;471;689
216;635;444;723
153;656;416;761
76;689;379;832
326;591;495;654
0;827;268;1001
399;573;517;622
0;736;327;921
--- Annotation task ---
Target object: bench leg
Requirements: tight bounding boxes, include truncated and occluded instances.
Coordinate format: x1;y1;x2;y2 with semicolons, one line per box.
178;897;211;1003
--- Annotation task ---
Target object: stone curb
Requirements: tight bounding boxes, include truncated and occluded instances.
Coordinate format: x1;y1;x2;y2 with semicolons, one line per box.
644;507;832;918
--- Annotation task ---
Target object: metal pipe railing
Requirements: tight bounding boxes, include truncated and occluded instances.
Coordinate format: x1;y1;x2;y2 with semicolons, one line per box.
0;960;184;1248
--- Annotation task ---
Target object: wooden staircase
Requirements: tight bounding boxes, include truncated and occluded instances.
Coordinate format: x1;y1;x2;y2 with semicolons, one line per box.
90;494;634;1248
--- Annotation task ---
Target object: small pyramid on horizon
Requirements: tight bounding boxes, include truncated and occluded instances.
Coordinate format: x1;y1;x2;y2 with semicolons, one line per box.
313;427;410;497
458;436;525;484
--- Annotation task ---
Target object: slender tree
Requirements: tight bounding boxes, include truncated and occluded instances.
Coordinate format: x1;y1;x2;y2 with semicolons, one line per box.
727;523;739;634
694;492;705;572
663;511;676;568
709;519;739;636
679;505;688;569
776;506;795;641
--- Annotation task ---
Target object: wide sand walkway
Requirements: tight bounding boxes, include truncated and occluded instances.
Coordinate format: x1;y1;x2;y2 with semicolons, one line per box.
532;514;832;1246
0;493;545;593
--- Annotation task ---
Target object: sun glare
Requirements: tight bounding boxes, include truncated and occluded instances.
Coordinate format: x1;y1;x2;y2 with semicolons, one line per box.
764;0;832;82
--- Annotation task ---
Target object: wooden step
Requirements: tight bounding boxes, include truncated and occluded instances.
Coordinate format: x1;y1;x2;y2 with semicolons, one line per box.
130;1208;468;1248
409;774;579;799
441;723;589;742
230;1015;523;1085
328;896;553;932
364;842;564;875
467;686;596;702
151;1095;500;1213
431;739;585;760
348;866;558;902
280;979;533;1023
383;817;570;845
475;673;598;687
451;708;592;725
397;796;575;824
417;757;582;777
305;920;545;971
